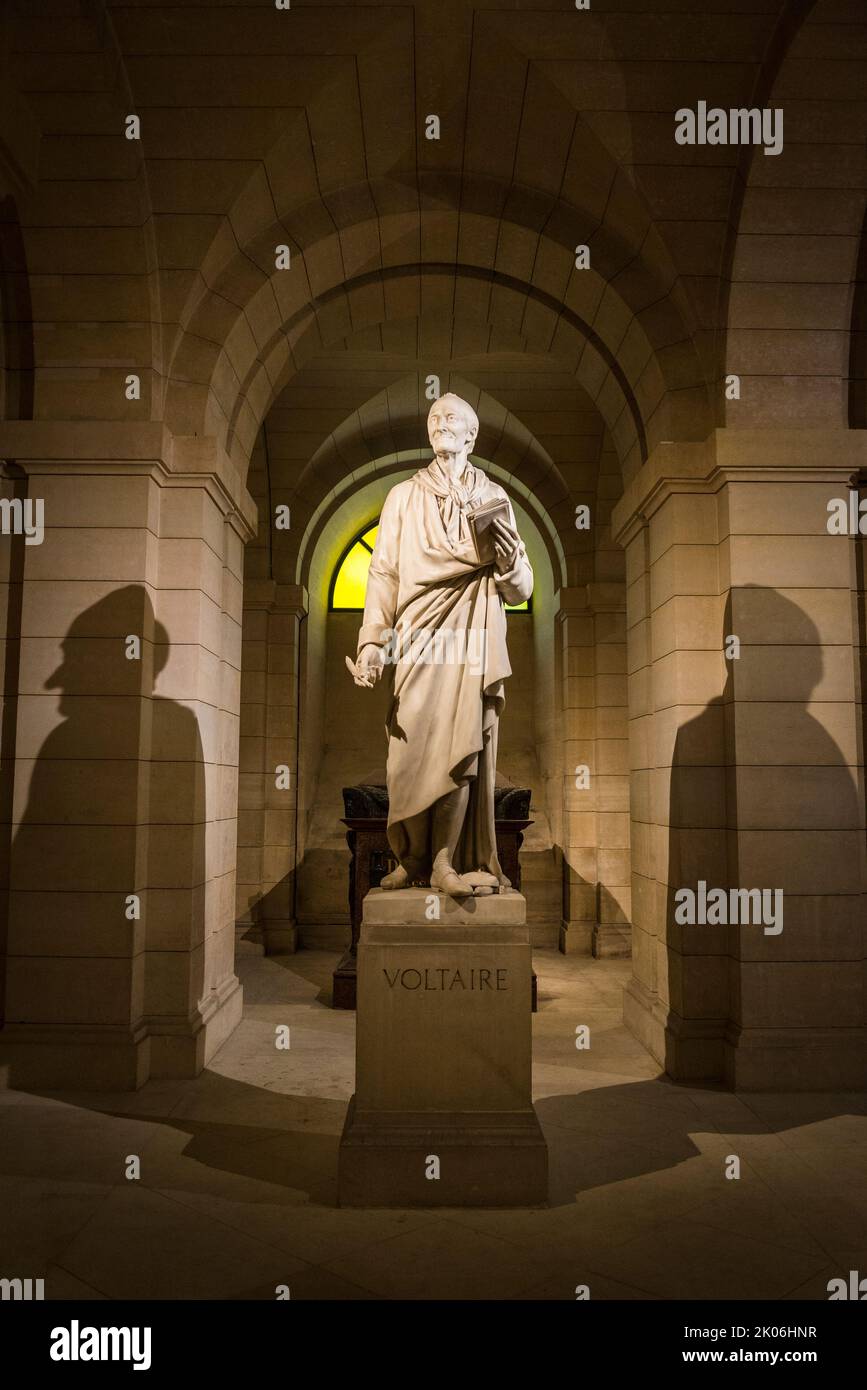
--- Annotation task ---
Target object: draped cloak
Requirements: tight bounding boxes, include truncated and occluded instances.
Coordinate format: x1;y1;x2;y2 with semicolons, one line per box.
356;460;533;879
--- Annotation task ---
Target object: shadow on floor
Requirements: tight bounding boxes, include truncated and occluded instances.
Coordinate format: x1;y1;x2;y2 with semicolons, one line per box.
264;951;335;1007
12;1069;863;1214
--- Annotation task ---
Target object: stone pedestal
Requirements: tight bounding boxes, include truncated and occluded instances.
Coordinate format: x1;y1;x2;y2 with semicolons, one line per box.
333;800;534;1009
0;428;254;1090
338;888;547;1207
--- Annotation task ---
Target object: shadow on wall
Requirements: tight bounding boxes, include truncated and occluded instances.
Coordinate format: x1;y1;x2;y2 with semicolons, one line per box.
665;587;863;1087
244;873;298;952
4;586;206;1053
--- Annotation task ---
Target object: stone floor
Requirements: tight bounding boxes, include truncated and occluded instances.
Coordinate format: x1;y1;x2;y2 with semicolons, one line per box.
1;949;865;1301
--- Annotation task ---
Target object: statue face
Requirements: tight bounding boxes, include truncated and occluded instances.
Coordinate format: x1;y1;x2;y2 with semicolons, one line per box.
428;398;476;455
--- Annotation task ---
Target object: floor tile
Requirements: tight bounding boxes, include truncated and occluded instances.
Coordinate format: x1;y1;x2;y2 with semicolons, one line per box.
1;949;862;1302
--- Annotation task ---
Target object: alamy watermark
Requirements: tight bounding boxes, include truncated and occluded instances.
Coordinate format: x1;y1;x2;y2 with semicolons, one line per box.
50;1320;152;1371
0;497;44;545
381;626;488;676
1;1276;44;1300
674;881;783;935
828;1270;867;1299
826;494;867;535
675;101;783;157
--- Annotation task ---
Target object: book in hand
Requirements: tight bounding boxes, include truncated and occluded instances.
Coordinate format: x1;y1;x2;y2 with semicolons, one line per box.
466;497;511;566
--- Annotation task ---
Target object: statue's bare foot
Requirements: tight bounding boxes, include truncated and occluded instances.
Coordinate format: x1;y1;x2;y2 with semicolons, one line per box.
430;865;475;898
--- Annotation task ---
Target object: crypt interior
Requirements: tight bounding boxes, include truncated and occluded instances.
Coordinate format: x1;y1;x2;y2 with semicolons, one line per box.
0;0;865;1300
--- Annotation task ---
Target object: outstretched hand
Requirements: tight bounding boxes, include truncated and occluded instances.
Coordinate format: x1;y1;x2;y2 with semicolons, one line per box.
348;643;384;687
490;516;520;571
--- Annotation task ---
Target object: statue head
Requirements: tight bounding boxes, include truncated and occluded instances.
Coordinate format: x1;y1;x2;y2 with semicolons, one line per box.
427;393;479;463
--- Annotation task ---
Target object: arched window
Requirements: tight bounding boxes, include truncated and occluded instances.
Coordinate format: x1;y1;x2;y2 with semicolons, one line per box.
329;519;530;612
329;522;380;610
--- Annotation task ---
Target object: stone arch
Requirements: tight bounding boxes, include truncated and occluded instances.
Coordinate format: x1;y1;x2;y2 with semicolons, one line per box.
0;1;160;424
724;0;867;427
289;453;561;947
164;183;712;482
295;447;569;601
239;354;618;949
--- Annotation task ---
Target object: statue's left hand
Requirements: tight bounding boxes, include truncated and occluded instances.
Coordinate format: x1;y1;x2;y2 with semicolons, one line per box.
351;643;385;687
490;517;520;571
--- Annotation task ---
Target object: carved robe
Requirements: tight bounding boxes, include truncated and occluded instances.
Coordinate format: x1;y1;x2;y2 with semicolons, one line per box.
357;460;533;878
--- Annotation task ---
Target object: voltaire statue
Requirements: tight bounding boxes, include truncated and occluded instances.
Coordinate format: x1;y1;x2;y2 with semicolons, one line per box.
348;393;533;898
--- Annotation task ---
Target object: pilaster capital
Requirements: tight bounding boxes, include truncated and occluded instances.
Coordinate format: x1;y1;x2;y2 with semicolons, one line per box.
271;583;308;618
554;586;590;620
242;580;308;618
585;581;625;613
0;421;258;542
243;580;278;612
555;581;625;620
611;429;867;547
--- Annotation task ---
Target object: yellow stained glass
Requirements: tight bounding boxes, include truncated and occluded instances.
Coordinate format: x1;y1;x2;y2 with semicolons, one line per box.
330;519;530;612
332;542;373;609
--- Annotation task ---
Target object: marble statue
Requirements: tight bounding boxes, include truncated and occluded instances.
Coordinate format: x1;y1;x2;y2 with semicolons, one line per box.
348;393;533;898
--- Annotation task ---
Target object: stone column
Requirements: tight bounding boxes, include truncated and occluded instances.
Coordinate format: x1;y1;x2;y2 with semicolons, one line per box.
236;579;306;954
0;462;26;1034
614;430;867;1089
0;422;256;1088
587;581;630;957
620;470;727;1078
558;585;595;956
235;578;276;953
715;434;867;1089
146;438;253;1078
557;582;630;957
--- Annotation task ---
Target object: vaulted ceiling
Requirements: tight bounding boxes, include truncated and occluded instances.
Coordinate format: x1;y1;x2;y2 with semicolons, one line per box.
1;0;864;529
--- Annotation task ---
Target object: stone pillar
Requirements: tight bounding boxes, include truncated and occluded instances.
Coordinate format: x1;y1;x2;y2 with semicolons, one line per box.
557;582;630;957
621;474;727;1078
587;582;630;957
236;579;306;954
614;430;867;1089
0;423;256;1088
146;439;252;1078
235;578;275;953
716;438;867;1088
558;586;595;955
0;463;26;1033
